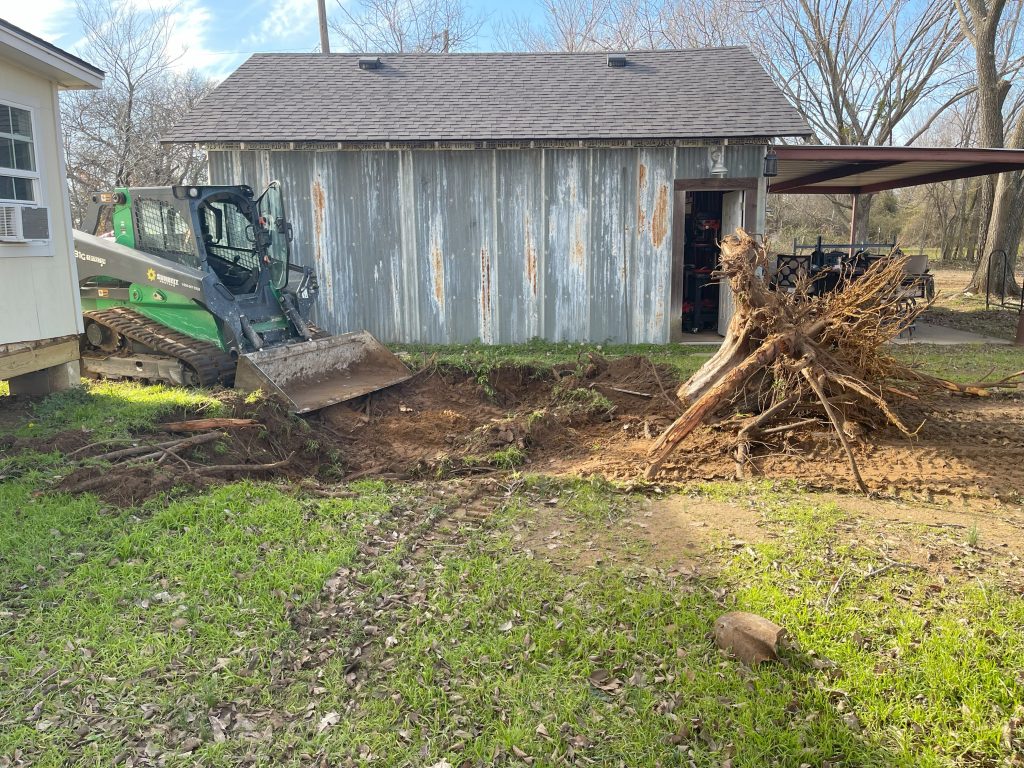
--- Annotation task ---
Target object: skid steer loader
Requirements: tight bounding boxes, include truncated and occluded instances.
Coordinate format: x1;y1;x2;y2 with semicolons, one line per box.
74;182;411;413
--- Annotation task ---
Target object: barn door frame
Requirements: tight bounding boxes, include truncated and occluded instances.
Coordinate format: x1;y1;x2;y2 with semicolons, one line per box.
669;177;759;342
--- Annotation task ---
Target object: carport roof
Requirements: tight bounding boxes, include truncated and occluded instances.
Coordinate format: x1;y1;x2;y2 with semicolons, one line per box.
770;145;1024;195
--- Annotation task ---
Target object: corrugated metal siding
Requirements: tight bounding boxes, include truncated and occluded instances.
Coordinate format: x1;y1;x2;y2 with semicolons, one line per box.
208;143;764;343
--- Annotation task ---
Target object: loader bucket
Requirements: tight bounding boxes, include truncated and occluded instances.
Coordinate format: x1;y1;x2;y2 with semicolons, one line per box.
234;331;413;414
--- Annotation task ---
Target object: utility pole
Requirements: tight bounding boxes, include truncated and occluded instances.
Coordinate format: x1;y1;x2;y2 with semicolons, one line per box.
317;0;330;53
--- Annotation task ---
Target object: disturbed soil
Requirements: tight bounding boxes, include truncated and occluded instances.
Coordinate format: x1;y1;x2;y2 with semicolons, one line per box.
6;355;1024;504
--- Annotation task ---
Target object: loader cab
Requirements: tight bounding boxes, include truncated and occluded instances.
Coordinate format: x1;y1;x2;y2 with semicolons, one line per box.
187;184;290;297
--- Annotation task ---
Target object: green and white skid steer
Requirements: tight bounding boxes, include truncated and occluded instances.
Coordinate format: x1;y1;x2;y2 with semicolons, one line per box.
74;182;411;413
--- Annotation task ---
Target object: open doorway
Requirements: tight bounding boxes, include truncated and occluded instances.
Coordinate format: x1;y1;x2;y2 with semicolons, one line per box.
670;178;759;342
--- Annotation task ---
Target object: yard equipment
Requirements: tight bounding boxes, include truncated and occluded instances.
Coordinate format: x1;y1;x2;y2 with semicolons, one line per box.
74;182;411;413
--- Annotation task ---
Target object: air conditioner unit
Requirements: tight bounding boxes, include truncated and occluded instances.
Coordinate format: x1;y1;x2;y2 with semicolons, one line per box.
0;205;50;243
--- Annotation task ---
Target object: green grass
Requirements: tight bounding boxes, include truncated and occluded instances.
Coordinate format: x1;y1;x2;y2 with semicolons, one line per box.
712;484;1024;766
892;343;1024;383
0;478;392;766
390;338;1024;389
391;338;716;379
2;470;1023;765
3;379;223;440
486;445;527;470
3;372;1024;766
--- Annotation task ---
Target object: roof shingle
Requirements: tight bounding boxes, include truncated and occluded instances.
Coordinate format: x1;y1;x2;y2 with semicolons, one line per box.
163;48;811;144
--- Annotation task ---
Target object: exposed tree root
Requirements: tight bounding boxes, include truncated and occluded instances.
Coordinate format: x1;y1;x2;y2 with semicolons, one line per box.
645;229;1024;493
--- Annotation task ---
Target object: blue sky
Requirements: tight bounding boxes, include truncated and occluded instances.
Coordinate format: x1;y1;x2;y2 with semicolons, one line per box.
6;0;529;81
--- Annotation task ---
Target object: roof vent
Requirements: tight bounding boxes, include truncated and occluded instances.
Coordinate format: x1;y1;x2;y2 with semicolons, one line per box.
607;54;627;68
358;56;381;70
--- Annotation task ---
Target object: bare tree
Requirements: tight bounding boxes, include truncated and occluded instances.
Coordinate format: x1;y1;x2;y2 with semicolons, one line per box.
654;0;745;48
747;0;971;240
956;0;1024;294
61;0;213;226
330;0;487;52
497;0;611;52
497;0;738;52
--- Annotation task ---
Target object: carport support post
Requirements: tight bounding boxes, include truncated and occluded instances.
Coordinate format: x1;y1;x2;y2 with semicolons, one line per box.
849;193;858;258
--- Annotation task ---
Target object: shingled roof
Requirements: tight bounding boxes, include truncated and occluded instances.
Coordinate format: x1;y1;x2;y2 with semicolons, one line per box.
163;47;811;145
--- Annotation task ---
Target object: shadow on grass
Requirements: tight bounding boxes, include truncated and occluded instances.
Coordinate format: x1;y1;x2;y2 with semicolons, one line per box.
923;304;1018;341
3;379;223;440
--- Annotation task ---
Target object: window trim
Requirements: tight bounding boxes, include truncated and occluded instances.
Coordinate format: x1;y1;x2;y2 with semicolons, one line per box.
0;99;40;205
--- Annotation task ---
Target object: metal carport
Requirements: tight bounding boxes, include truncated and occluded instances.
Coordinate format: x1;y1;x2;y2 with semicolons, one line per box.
769;145;1024;195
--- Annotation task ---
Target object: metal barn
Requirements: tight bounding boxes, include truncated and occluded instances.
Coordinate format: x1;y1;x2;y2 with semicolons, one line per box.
165;49;811;344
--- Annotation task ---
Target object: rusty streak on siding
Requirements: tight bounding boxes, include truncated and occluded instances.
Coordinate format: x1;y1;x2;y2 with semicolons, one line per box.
429;218;445;314
636;163;648;236
525;213;537;295
311;178;325;266
651;183;670;247
480;246;491;332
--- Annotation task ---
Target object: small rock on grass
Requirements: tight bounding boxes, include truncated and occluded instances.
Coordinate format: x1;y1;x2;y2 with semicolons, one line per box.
713;611;786;666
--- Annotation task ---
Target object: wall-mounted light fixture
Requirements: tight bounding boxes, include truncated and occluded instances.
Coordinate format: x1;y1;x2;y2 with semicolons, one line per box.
709;145;728;177
763;146;779;178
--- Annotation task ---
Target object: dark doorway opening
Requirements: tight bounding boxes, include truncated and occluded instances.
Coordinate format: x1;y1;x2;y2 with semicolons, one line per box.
680;191;723;335
670;178;759;342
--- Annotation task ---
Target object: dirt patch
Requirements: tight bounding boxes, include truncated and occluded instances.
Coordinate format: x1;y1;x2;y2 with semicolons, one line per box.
2;428;94;457
579;489;1024;587
639;495;778;562
645;395;1024;500
8;355;1024;505
0;393;35;435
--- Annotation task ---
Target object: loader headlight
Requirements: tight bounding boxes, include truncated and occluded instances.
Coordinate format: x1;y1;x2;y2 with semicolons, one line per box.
188;187;200;198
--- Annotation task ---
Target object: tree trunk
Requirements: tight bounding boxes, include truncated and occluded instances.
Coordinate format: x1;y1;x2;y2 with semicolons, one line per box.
959;0;1011;291
968;99;1024;295
850;193;873;244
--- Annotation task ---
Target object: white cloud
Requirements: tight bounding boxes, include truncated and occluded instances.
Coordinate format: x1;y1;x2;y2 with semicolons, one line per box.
12;0;318;82
160;0;247;81
3;0;76;42
243;0;319;47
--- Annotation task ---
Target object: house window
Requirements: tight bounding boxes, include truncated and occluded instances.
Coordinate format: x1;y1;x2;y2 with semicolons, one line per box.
0;103;37;203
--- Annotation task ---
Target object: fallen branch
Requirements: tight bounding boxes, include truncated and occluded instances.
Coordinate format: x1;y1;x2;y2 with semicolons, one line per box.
195;452;295;475
599;385;653;399
158;418;259;432
802;367;868;494
759;418;821;435
647;357;682;415
122;431;226;464
89;436;199;463
65;438;135;458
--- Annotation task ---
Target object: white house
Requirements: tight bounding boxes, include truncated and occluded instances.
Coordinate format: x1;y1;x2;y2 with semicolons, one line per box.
0;18;102;395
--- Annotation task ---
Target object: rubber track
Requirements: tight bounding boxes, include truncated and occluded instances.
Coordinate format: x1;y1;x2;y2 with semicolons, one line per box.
83;307;236;387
